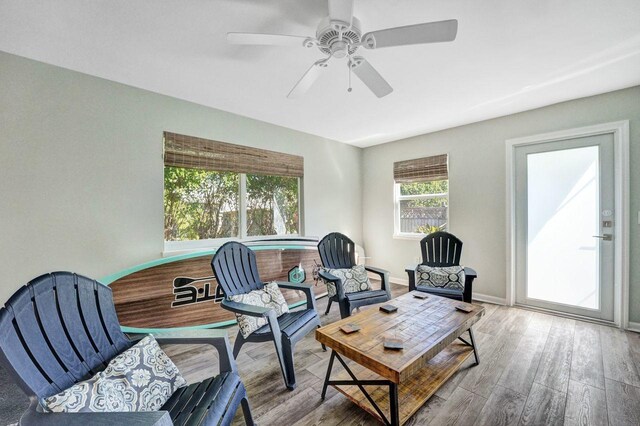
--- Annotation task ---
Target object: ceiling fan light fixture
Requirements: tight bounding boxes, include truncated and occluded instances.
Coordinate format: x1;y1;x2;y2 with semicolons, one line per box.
331;40;349;58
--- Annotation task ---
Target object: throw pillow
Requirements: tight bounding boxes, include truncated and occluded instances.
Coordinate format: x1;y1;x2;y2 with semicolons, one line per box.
229;281;290;338
42;335;186;413
416;265;465;291
321;264;372;297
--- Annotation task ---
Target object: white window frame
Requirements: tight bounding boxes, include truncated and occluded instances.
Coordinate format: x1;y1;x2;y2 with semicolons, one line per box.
393;181;449;240
164;172;303;254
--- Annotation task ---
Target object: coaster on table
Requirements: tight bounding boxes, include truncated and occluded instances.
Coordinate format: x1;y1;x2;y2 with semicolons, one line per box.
383;338;404;350
379;304;398;313
455;305;474;313
413;293;429;300
340;323;361;334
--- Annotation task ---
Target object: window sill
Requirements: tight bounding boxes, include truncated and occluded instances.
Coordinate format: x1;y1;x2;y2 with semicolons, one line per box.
392;233;426;241
163;235;311;257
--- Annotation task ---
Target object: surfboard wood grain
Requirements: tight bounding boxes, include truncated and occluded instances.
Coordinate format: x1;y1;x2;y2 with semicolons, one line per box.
109;247;325;329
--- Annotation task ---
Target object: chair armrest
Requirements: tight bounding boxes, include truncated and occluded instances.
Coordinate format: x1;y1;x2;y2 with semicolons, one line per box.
464;267;477;278
21;400;172;426
152;329;237;373
364;265;389;278
318;270;338;283
405;264;419;291
405;264;419;274
463;267;476;303
221;299;273;317
317;270;346;300
364;266;391;296
277;281;313;291
223;300;282;341
276;282;317;311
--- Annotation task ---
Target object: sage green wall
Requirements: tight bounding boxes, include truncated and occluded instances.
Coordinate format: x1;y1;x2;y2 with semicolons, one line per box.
0;51;363;305
362;85;640;323
2;50;638;324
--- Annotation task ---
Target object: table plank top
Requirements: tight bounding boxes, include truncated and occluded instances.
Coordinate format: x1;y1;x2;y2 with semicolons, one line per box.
315;291;485;383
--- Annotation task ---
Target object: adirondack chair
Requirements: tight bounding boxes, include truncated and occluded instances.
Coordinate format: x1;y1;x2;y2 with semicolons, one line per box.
211;241;321;391
317;232;391;319
0;271;253;426
405;231;477;303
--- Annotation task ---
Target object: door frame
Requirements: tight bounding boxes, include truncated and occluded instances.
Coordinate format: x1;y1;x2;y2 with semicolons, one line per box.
506;121;630;329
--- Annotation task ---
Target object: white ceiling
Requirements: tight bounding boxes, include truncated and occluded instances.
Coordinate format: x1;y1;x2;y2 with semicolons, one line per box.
1;0;639;147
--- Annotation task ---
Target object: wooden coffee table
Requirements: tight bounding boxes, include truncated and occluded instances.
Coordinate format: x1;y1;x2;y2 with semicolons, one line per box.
315;291;484;425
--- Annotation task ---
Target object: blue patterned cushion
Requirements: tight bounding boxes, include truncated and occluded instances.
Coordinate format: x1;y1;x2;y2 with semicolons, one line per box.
42;335;186;413
416;265;465;291
321;264;372;297
229;281;290;338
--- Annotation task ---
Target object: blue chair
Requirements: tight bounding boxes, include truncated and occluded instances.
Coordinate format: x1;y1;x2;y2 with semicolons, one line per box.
0;271;253;426
211;241;321;391
317;232;391;319
405;231;477;303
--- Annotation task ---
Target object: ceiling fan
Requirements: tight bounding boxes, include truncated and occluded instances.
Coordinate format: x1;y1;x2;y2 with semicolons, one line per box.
227;0;458;99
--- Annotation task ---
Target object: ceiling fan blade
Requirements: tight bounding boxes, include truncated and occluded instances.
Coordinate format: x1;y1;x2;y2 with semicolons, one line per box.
349;57;393;98
227;32;310;47
287;60;328;98
328;0;354;26
362;19;458;49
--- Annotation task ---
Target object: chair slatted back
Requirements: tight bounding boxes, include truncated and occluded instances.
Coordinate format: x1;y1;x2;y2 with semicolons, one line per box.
0;272;131;399
420;232;463;267
318;233;356;270
211;242;263;297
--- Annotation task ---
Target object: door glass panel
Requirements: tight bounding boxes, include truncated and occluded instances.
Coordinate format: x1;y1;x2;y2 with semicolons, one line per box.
526;146;599;309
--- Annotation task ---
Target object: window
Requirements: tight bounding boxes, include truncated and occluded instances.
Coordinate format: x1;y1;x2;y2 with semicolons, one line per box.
246;174;299;236
393;154;449;236
163;132;303;249
164;168;239;240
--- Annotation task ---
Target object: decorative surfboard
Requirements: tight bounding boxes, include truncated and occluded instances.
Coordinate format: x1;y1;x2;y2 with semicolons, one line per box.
101;239;327;333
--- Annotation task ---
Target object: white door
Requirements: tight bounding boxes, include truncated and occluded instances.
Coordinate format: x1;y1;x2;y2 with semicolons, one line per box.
514;133;615;321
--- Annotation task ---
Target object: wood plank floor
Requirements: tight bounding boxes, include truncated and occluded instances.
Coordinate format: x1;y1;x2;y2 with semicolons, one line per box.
163;284;640;426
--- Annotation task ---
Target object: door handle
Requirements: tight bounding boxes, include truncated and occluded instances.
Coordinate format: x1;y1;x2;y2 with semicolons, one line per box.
593;234;613;241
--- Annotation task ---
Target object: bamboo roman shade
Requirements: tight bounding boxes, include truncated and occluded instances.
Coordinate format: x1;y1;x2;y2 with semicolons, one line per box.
164;132;303;178
393;154;448;183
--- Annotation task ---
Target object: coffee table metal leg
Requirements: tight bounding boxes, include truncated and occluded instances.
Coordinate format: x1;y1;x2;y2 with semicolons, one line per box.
321;350;336;399
321;350;397;425
389;382;399;425
457;327;480;366
469;327;480;365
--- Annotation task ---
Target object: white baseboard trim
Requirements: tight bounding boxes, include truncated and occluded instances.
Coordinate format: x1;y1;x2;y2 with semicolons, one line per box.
389;276;409;286
390;276;507;306
472;293;507;305
389;278;634;327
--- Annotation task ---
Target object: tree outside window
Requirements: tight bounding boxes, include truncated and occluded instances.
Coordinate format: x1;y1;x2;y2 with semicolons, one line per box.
396;180;448;235
246;174;299;236
164;167;299;241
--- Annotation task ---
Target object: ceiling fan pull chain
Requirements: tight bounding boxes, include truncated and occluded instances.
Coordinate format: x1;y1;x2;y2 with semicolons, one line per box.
348;59;353;93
